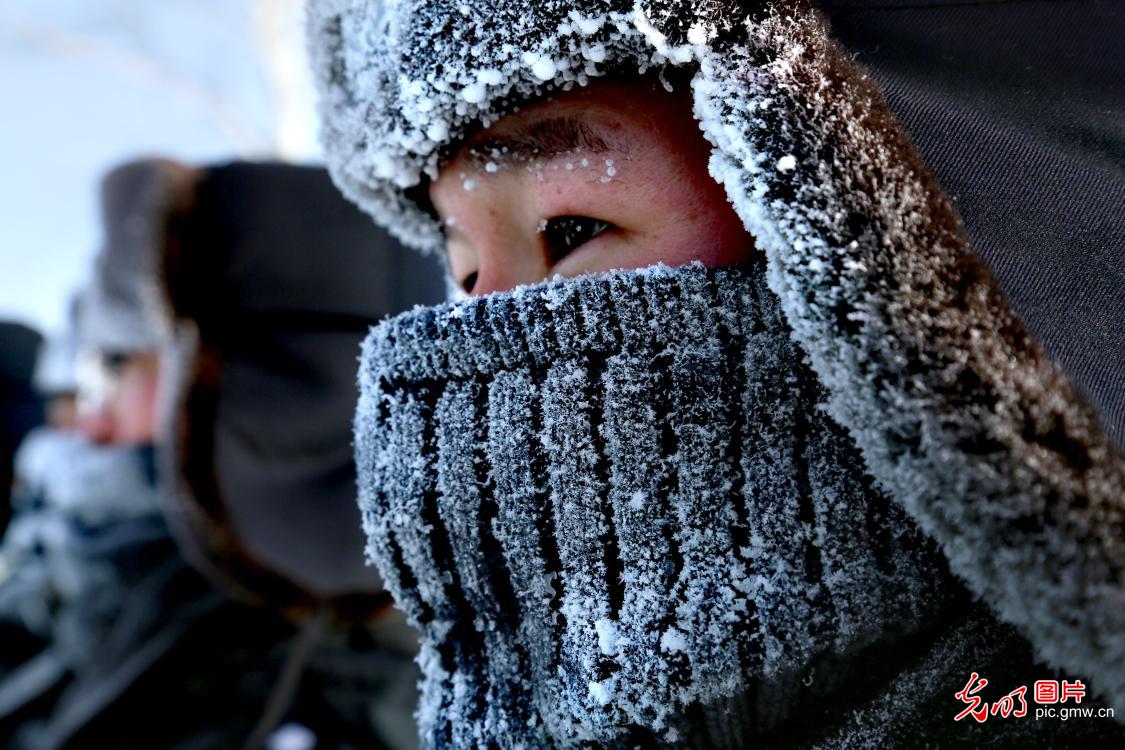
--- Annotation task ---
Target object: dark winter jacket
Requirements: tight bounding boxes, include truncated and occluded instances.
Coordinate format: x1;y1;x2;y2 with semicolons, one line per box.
309;0;1124;747
0;323;44;532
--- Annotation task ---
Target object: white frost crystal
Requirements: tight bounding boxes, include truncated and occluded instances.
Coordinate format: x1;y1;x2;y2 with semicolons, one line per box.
461;81;487;104
530;55;559;81
659;627;688;653
594;617;619;656
588;680;614;706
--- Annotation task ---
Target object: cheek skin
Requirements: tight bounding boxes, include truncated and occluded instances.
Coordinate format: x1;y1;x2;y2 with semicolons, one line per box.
551;144;751;277
626;107;752;270
642;185;751;270
432;166;554;294
109;356;162;445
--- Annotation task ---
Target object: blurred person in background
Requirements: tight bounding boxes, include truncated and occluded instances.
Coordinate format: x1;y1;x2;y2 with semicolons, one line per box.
0;157;444;749
0;160;190;745
0;294;114;679
0;290;163;645
0;321;47;691
31;304;80;435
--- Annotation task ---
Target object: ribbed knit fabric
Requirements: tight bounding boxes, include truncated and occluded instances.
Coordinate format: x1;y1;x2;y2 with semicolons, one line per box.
355;263;958;747
318;0;1125;727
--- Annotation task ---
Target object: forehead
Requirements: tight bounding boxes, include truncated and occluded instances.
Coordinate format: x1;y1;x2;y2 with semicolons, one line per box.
451;77;685;170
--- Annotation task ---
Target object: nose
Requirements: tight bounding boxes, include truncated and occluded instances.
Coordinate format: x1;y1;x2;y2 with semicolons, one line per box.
468;243;551;297
75;406;116;444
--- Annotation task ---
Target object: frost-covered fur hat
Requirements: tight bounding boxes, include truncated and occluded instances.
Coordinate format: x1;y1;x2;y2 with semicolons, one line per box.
77;158;199;354
310;0;1125;720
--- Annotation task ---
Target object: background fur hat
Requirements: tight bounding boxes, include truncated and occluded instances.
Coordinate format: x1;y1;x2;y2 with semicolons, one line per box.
158;161;445;615
76;158;200;354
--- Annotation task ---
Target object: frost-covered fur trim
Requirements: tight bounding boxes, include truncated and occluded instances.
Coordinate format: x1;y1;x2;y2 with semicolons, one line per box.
356;263;959;745
313;0;1125;714
683;5;1125;715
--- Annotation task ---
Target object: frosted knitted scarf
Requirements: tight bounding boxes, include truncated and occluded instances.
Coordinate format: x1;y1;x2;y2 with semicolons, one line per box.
13;436;161;526
354;263;960;747
2;440;164;640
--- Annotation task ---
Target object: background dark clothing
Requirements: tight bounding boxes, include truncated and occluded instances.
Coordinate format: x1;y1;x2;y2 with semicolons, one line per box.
0;323;44;533
820;0;1125;449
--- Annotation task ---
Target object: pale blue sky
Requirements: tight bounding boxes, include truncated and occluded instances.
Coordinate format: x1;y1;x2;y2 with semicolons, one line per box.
0;0;320;338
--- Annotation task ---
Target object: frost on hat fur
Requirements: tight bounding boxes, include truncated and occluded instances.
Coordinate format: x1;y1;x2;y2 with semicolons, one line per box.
310;0;1125;714
77;158;198;354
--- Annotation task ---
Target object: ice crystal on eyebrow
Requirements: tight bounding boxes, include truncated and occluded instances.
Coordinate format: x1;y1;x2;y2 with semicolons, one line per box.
310;1;673;253
468;116;616;168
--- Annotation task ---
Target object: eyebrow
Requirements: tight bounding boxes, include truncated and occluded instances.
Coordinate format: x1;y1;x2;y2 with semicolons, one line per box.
465;116;623;167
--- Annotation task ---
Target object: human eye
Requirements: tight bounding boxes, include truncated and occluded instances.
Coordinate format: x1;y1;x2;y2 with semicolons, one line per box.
541;215;615;266
102;352;129;374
